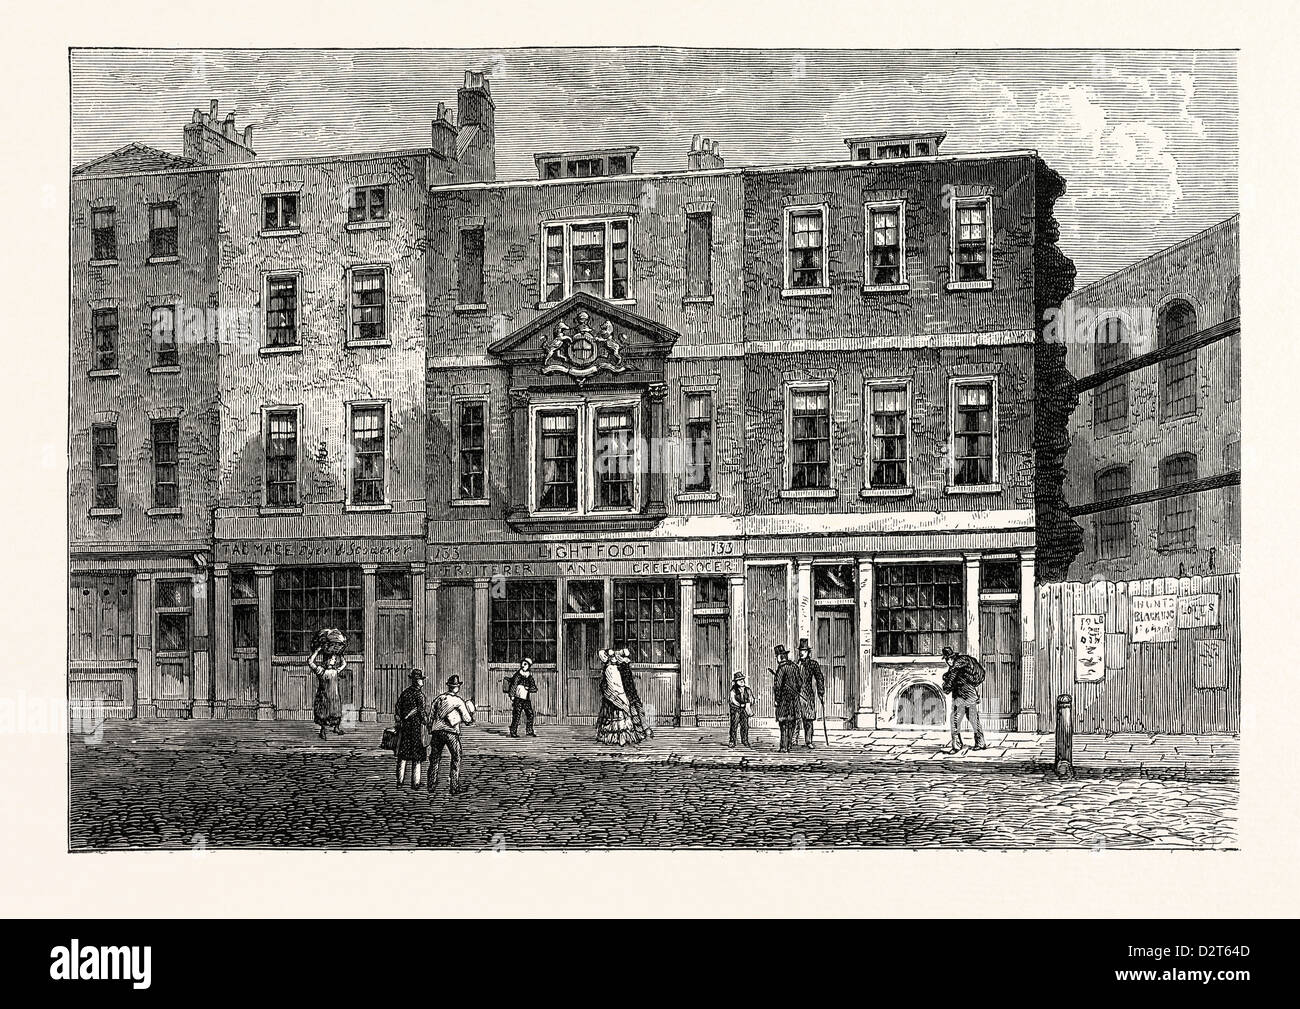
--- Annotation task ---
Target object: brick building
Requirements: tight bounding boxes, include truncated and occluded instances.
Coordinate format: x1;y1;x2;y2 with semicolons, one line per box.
425;122;1074;732
1061;216;1240;579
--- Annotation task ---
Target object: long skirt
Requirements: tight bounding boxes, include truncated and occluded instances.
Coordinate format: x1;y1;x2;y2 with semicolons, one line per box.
313;676;343;728
596;700;647;746
629;700;655;740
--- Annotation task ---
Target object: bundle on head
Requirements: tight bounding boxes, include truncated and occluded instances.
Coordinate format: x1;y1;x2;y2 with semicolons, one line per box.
314;627;348;656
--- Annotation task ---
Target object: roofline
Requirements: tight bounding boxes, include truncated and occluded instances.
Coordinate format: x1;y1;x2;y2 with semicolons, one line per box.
70;146;440;183
1070;214;1241;295
431;147;1040;193
844;131;948;145
533;146;640;163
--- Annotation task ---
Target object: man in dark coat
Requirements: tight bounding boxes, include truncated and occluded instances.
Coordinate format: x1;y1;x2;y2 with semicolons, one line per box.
772;644;802;752
796;637;825;748
940;645;987;753
393;668;431;788
506;657;538;738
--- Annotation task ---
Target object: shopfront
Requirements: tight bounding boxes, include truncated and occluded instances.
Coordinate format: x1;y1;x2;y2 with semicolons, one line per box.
426;538;745;726
212;536;424;721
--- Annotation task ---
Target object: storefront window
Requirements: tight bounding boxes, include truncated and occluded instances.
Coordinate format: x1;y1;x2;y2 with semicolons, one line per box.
980;559;1019;593
565;580;604;614
231;570;258;652
612;579;679;664
490;579;558;664
874;563;963;657
272;567;364;655
376;570;412;601
813;564;855;601
695;576;728;609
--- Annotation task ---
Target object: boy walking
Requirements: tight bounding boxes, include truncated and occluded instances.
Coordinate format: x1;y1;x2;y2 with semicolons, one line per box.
728;671;754;747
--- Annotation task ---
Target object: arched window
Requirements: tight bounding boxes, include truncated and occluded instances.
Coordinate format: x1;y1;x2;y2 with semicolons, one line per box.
1094;464;1132;559
1092;316;1129;428
1158;300;1198;419
1158;452;1198;551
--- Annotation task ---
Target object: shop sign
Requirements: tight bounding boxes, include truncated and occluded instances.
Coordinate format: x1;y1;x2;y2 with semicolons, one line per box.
216;538;421;565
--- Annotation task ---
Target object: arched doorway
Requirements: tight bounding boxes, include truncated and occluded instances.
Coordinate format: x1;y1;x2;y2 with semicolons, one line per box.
896;682;946;726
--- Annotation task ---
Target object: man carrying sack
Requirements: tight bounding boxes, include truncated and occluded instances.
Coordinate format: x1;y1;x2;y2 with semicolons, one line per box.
428;675;475;795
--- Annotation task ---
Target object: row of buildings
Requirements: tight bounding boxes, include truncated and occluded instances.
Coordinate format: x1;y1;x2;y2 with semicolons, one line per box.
69;71;1239;733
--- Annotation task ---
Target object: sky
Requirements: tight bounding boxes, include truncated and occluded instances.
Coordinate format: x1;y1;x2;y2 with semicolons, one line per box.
70;48;1238;285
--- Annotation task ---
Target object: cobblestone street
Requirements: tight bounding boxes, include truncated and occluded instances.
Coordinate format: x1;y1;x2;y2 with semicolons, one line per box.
68;723;1238;850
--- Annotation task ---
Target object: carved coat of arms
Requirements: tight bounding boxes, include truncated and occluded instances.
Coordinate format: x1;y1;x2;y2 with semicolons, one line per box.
541;310;627;384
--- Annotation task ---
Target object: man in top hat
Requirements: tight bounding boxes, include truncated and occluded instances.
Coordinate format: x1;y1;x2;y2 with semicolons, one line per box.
772;644;802;753
506;656;538;738
393;667;432;788
428;674;476;795
796;637;825;748
727;670;754;748
940;645;987;753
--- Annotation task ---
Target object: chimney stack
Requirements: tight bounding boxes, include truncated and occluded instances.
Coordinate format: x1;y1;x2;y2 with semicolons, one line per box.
184;98;257;165
455;69;496;182
687;135;724;171
431;101;458;160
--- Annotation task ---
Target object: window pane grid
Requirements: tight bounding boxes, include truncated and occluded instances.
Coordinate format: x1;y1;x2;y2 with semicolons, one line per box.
92;424;118;508
1159;303;1199;419
489;580;558;664
92;308;118;371
870;386;908;487
538;410;578;510
265;410;298;506
350;269;386;343
612;580;679;664
955;202;988;281
91;207;116;260
790;388;830;489
594;407;635;509
1158;454;1198;550
684;392;713;491
350;406;386;505
953;383;993;485
788;211;824;288
152;419;179;509
262;194;299;231
266;276;298;347
272;567;363;655
149;203;178;258
151;305;178;367
457;401;486;500
874;563;963;656
1095;466;1132;559
869;207;901;285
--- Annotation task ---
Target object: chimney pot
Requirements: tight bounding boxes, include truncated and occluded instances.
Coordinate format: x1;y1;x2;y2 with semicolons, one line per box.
210;99;218;118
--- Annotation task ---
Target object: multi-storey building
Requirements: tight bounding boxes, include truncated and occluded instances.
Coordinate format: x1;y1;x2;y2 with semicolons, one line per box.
1061;216;1240;579
69;75;495;721
425;123;1075;732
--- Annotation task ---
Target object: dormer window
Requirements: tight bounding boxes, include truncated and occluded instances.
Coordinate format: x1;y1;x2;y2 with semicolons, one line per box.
845;132;946;161
534;148;639;180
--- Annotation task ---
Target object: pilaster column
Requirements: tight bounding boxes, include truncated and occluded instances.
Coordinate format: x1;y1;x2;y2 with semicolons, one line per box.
1017;549;1039;733
507;390;530;518
678;576;696;725
410;563;426;674
255;566;274;719
133;572;154;719
190;570;211;719
360;564;378;723
473;577;492;713
424;578;441;677
964;554;981;656
212;563;230;720
646;382;668;516
795;557;813;645
728;573;748;687
855;556;877;729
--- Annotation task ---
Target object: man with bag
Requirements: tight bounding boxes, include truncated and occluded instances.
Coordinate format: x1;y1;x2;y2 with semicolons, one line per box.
428;674;475;795
940;645;987;753
504;656;538;738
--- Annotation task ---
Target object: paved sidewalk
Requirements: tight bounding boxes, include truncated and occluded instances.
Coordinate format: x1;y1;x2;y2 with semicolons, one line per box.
85;720;1239;781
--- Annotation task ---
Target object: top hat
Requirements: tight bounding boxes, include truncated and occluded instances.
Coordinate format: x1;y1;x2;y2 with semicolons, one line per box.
773;644;789;657
408;668;425;681
940;646;956;659
797;638;811;651
732;671;746;682
446;674;464;688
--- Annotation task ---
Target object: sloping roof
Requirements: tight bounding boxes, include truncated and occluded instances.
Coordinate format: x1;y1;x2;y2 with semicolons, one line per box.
72;144;198;177
454;124;480;160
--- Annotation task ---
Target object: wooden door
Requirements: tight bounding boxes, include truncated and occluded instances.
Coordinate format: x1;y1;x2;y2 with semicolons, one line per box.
814;607;854;720
376;606;412;719
693;617;728;722
746;565;788;720
979;603;1021;729
155;579;193;705
563;620;604;720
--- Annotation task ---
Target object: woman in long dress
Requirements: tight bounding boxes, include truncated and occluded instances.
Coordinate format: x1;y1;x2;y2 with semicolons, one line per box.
616;647;654;740
595;648;648;746
308;628;348;740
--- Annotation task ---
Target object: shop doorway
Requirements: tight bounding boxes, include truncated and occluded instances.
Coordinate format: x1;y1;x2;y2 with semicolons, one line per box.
154;579;194;713
812;564;856;722
694;616;728;722
562;579;605;721
979;602;1021;730
375;570;413;717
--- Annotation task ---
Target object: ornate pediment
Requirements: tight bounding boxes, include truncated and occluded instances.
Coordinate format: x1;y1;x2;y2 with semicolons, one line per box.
487;292;678;384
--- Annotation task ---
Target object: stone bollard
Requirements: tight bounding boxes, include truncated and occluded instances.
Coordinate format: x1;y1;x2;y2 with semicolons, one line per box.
1055;694;1074;778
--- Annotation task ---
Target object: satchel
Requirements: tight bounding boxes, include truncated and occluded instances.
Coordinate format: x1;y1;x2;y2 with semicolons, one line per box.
380;727;398;751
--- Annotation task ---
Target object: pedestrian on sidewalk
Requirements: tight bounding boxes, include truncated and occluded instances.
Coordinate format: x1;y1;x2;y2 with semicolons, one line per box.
617;647;655;740
796;638;825;748
772;644;801;752
307;628;348;740
428;675;475;795
595;648;647;746
728;671;754;747
506;657;538;738
940;645;987;753
393;668;432;788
